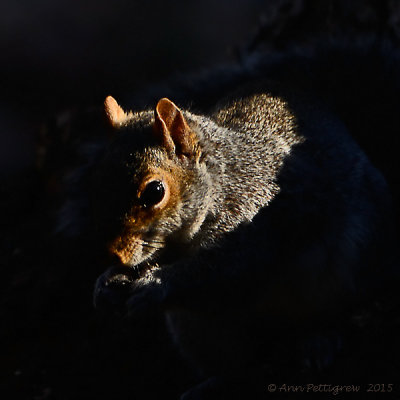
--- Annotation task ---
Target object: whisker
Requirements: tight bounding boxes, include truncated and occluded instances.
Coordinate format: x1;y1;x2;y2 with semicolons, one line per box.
140;238;164;248
141;243;163;250
145;239;165;245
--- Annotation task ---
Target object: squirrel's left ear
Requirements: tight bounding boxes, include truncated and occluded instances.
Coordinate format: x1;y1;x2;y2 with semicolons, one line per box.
154;98;198;158
104;96;132;128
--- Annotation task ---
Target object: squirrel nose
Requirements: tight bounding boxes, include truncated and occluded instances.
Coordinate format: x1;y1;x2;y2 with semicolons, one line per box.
108;233;141;265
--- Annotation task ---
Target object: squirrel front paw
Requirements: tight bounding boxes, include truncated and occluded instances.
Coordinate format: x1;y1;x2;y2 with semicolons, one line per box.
93;265;139;315
94;264;164;318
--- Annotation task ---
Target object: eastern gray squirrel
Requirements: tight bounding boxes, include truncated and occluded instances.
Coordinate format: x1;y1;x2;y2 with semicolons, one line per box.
63;43;398;399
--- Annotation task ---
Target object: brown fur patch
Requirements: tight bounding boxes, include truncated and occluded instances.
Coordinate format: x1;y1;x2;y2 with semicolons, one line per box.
109;229;141;265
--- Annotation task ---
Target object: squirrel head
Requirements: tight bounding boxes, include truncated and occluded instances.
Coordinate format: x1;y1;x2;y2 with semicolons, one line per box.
91;96;209;267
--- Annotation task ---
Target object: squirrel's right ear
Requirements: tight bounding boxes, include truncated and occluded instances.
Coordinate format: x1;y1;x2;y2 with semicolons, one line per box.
154;98;198;158
104;96;132;128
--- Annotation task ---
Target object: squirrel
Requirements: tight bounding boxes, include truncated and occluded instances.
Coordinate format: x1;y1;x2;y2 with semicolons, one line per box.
49;38;400;398
86;67;397;397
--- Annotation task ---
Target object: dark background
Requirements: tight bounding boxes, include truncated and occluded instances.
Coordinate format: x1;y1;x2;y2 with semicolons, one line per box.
1;1;400;399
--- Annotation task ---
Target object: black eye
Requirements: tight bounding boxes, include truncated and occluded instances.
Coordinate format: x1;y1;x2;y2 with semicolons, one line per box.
140;180;165;208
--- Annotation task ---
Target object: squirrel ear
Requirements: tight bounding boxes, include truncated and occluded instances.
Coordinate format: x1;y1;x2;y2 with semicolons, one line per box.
154;98;197;157
104;96;132;128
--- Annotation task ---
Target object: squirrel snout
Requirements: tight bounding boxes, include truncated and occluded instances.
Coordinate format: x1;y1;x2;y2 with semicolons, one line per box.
108;233;141;265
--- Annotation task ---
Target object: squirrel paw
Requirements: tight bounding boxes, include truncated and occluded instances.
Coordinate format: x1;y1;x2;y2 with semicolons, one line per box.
93;266;138;315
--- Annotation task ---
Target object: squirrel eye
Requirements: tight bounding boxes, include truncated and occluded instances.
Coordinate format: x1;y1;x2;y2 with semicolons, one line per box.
140;180;165;208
